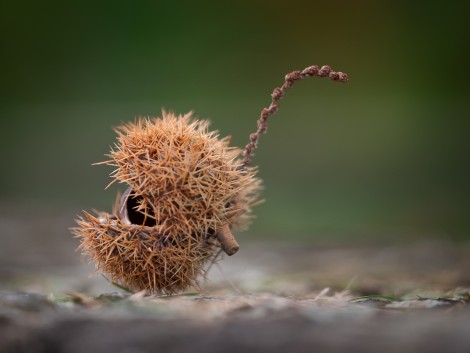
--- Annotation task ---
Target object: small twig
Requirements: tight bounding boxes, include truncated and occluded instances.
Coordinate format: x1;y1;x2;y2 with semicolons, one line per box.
217;224;239;256
242;65;348;167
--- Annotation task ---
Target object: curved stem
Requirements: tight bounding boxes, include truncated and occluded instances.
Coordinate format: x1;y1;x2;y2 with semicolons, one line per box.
242;65;348;167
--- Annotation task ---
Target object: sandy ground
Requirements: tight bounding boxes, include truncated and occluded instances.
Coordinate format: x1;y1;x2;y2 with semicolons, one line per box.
1;209;470;352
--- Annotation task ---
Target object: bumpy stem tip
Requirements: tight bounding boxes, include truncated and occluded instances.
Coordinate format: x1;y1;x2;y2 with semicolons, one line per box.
217;224;239;256
242;64;348;167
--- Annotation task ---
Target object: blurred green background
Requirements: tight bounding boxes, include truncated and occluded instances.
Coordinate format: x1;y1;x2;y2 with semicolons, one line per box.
1;0;469;241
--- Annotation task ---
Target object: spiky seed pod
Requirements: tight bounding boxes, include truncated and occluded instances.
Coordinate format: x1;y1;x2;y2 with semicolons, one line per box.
73;64;348;295
74;212;217;293
73;112;261;294
108;114;260;235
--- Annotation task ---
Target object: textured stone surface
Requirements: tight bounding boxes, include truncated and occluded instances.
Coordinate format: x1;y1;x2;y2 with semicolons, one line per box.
2;210;470;352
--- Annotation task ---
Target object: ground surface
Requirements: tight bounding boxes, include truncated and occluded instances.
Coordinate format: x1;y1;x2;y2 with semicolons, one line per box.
1;211;470;352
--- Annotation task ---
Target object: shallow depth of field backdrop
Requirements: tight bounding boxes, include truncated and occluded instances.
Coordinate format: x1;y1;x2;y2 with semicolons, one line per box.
0;0;469;248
